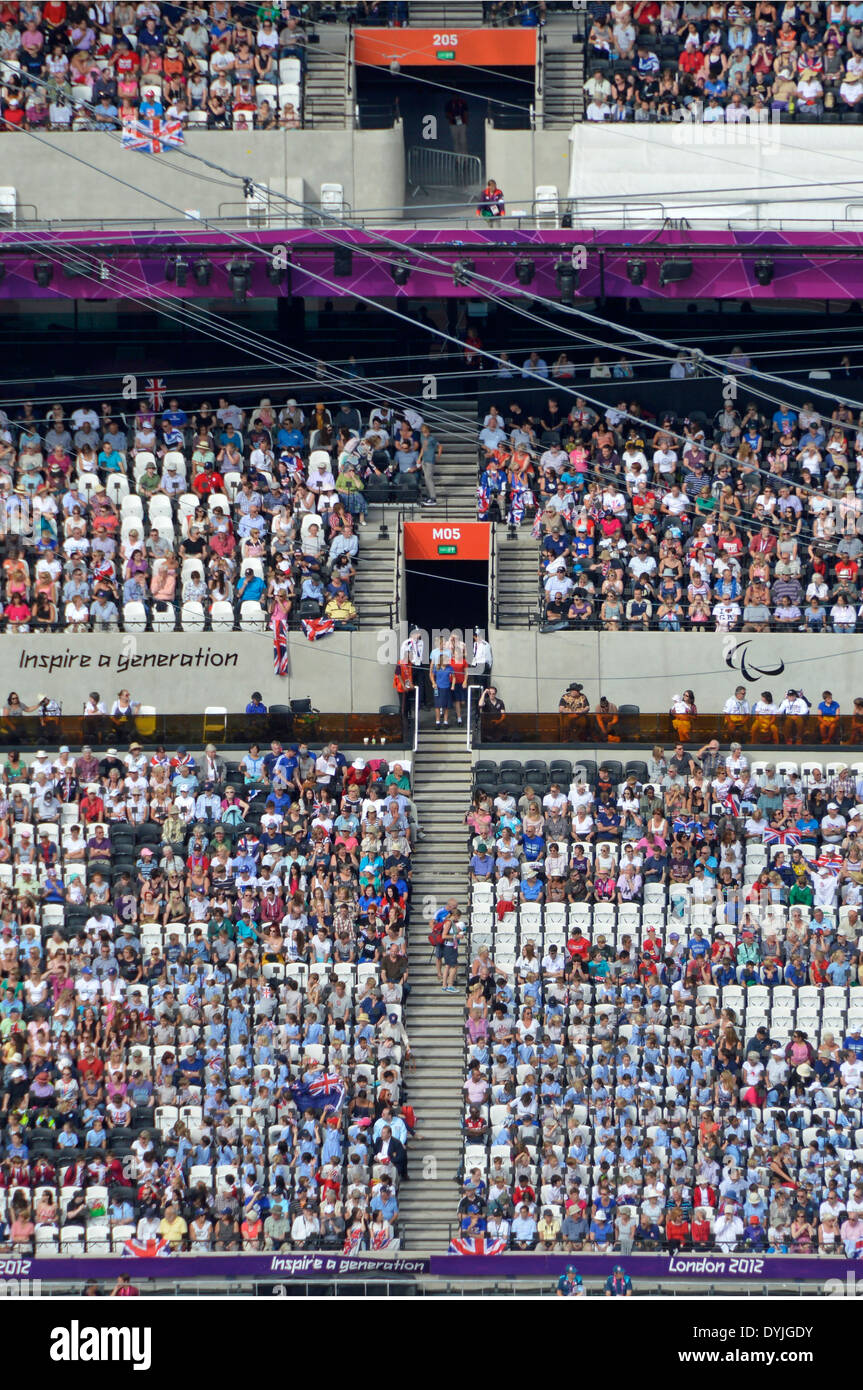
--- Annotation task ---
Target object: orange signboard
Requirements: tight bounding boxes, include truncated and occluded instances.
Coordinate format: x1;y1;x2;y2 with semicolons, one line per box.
354;27;537;68
404;521;490;562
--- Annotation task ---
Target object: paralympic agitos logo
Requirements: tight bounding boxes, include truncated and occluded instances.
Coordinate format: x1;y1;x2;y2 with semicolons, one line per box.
723;639;786;683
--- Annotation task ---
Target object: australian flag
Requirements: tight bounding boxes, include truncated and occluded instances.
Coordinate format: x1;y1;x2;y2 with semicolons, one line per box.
291;1073;346;1113
449;1236;506;1255
301;617;335;642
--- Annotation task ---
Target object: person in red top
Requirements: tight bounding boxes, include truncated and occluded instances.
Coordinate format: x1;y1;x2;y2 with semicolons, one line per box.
691;1209;713;1250
449;641;469;726
679;46;705;80
666;1206;690;1252
111;1274;139;1297
191;464;223;499
43;1;67;28
566;927;591;964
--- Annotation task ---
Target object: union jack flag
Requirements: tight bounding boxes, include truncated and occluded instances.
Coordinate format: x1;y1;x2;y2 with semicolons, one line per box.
272;615;289;676
722;794;741;816
301;617;335;642
123;1236;174;1258
764;828;801;846
145;377;167;410
816;851;843;875
448;1236;507;1255
344;1226;366;1255
371;1228;392;1250
122;116;184;154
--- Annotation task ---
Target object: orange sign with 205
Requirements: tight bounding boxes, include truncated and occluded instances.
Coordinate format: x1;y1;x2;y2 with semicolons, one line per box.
404;522;490;562
353;28;538;68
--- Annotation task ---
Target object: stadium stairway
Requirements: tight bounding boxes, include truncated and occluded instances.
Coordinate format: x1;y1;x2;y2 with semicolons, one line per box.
432;397;480;519
541;43;584;129
409;0;484;24
400;723;472;1249
494;524;539;627
304;37;350;129
354;515;398;629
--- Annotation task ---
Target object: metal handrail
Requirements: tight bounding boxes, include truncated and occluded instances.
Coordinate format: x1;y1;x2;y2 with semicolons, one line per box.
411;684;420;754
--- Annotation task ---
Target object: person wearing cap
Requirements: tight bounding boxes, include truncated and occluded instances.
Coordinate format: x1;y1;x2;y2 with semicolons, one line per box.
604;1265;632;1296
556;1263;584;1296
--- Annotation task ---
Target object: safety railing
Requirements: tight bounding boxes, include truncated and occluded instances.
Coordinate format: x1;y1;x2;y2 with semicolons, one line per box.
407;146;483;196
477;710;863;748
0;709;410;750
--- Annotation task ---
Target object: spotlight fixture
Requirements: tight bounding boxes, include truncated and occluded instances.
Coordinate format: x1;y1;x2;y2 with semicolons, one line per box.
754;257;774;286
658;257;693;288
227;258;252;304
560;212;573;229
193;257;212;287
165;255;189;287
61;256;91;278
333;246;353;276
453;258;476;288
389;56;401;73
626;257;646;286
389;259;411;287
514;256;535;286
554;258;577;306
34;262;53;288
266;260;287;287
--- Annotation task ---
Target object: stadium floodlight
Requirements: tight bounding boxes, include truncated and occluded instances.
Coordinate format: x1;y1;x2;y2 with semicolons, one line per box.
514;257;535;286
555;259;577;306
193;257;212;286
165;256;189;287
627;258;646;286
754;257;774;286
34;262;53;288
389;260;411;286
658;257;693;287
228;258;252;303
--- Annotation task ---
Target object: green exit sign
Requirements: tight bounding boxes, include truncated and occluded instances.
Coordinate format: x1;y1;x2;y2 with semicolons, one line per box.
436;49;456;60
437;544;457;555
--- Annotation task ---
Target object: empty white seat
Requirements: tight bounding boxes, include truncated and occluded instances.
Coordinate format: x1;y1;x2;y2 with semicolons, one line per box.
122;601;147;632
180;601;206;630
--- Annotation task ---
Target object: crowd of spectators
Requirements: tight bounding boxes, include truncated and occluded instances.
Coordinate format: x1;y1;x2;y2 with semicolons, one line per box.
0;391;436;635
0;2;311;133
475;385;863;633
583;1;863;124
0;732;418;1253
458;732;863;1254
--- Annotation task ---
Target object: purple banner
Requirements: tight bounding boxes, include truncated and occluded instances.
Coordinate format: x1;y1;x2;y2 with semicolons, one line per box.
1;227;863;300
0;1249;853;1282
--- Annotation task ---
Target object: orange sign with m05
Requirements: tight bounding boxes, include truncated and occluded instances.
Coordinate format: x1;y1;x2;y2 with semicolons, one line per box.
404;522;490;561
353;28;538;68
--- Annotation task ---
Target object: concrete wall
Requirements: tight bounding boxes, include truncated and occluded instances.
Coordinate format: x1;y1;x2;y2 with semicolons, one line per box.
484;125;572;216
5;631;393;712
5;128;405;224
488;629;863;712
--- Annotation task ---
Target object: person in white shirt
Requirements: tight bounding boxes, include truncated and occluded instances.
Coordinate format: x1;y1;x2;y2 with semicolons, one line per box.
723;689;750;717
713;601;741;630
814;869;839;910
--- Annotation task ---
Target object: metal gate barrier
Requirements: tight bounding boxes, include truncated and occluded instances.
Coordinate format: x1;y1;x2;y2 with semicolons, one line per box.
407;146;483;196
